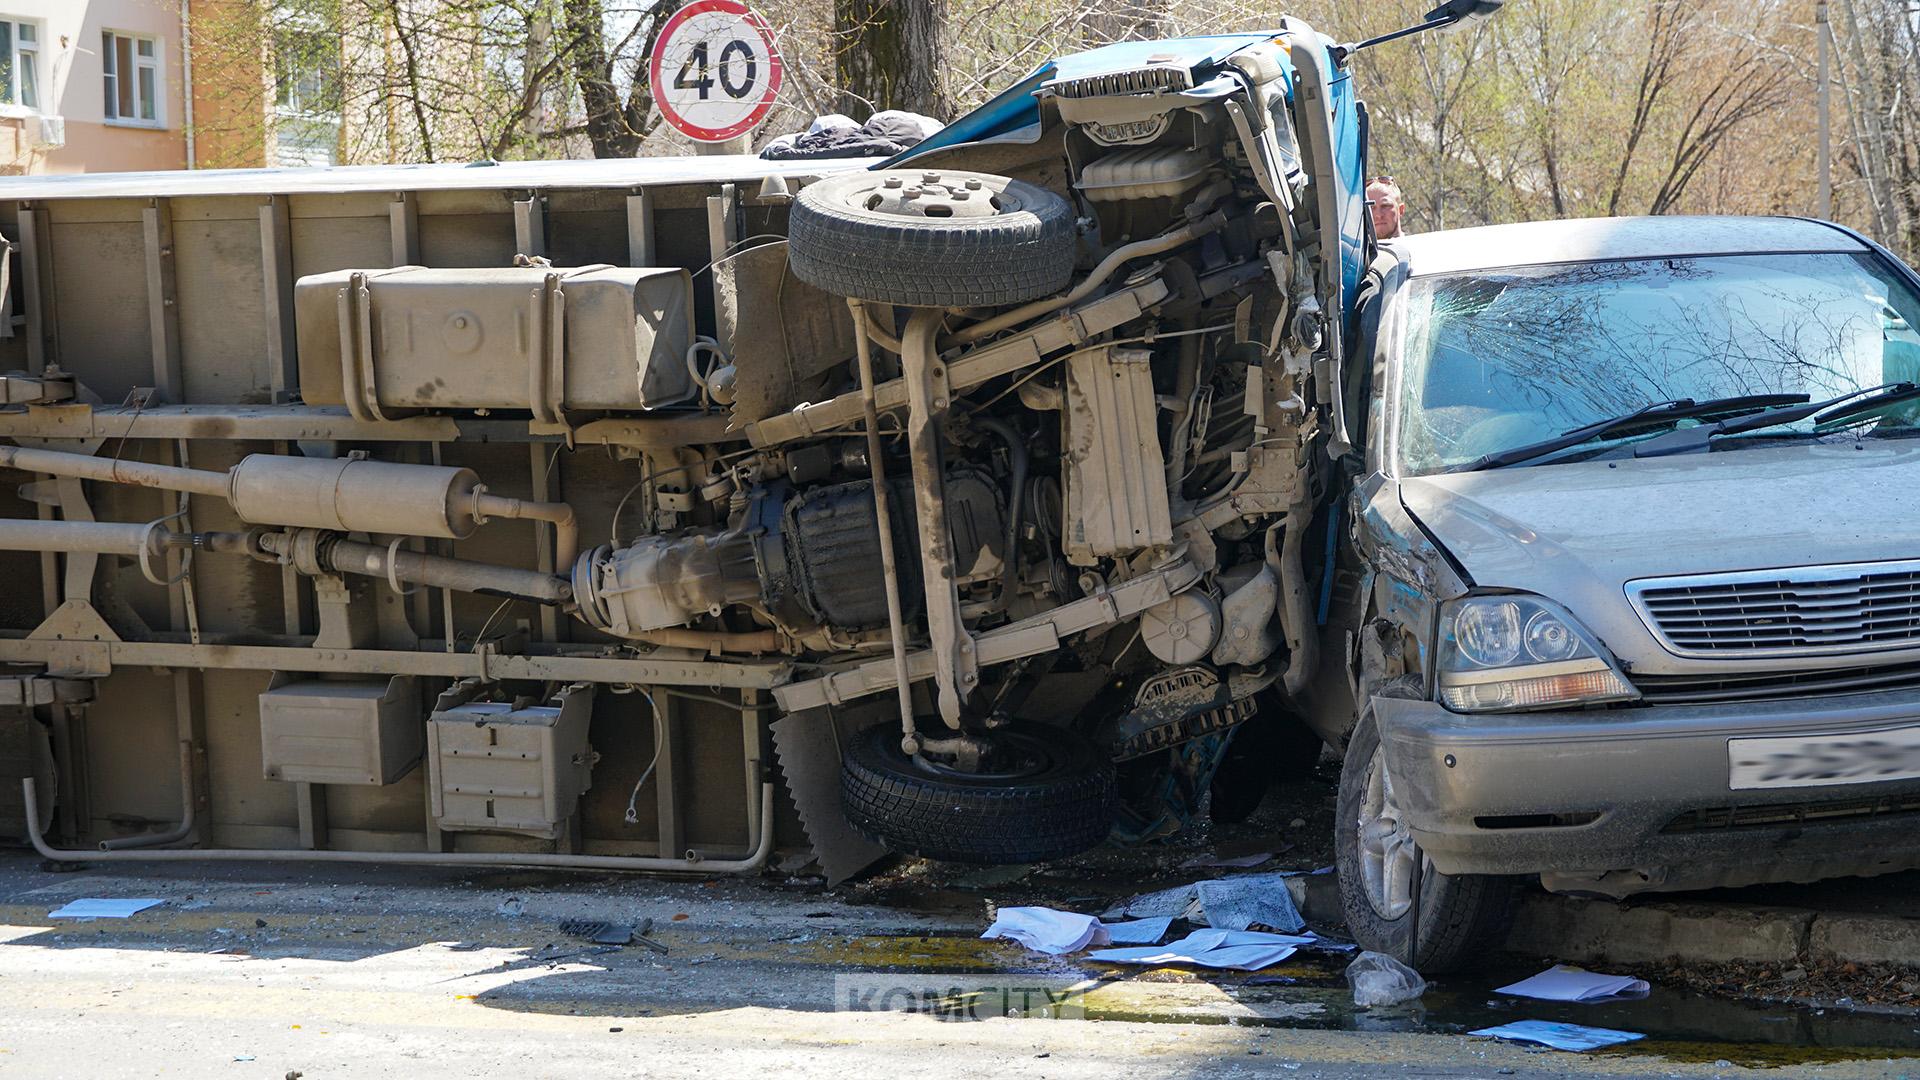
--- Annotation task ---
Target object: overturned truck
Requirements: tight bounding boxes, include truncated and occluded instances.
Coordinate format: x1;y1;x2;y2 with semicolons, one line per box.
0;24;1366;878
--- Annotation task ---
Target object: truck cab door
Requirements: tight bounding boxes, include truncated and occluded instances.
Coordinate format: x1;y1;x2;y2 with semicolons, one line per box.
1283;21;1367;460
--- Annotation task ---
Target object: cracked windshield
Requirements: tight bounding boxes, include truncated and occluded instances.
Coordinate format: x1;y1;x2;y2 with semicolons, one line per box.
1396;253;1920;474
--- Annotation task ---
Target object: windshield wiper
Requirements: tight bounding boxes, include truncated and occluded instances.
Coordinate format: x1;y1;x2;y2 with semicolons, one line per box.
1633;382;1920;457
1448;394;1811;472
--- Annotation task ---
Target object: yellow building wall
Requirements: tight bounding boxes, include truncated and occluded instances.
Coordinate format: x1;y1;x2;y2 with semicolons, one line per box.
0;0;190;174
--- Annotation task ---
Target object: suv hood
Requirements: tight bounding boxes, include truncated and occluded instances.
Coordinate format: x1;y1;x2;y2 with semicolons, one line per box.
1399;441;1920;668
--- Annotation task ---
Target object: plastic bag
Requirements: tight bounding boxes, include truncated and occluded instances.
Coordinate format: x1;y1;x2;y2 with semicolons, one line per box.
1346;950;1427;1007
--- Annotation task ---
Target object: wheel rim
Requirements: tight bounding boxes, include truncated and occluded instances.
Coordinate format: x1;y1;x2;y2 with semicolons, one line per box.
1358;745;1418;921
834;171;1017;222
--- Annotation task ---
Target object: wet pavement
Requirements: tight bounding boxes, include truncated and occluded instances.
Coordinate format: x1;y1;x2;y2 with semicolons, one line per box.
2;852;1919;1078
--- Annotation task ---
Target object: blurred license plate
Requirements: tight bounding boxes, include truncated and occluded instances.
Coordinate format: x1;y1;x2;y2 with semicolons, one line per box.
1729;725;1920;790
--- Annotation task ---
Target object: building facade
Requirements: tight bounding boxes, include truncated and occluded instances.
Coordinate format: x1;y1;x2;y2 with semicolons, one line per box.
0;0;191;174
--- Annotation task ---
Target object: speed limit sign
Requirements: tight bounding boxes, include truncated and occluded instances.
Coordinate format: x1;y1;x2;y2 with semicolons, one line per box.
650;0;785;143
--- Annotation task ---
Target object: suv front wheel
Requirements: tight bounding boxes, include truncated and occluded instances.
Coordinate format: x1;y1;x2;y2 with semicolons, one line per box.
1334;677;1516;973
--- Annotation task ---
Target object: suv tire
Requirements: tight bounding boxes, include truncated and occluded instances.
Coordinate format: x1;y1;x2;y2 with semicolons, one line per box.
1335;676;1516;972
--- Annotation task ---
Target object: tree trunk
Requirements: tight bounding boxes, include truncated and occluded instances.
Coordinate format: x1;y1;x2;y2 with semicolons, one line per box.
834;0;949;120
562;0;639;158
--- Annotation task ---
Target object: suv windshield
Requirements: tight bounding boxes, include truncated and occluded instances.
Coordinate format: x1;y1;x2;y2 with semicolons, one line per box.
1393;252;1920;475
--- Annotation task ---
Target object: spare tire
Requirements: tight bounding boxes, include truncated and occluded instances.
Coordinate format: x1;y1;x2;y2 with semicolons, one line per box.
841;721;1116;864
788;169;1077;308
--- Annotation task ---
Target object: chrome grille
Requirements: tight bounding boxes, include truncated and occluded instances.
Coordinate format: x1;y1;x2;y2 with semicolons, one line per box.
1628;560;1920;658
1632;660;1920;705
1048;64;1193;99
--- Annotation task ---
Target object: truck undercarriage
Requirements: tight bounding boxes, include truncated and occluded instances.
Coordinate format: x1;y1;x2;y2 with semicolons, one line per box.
0;25;1363;878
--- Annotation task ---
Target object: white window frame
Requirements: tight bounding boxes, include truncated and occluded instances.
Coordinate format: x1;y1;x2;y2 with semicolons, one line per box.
273;21;339;121
102;29;165;128
0;16;43;114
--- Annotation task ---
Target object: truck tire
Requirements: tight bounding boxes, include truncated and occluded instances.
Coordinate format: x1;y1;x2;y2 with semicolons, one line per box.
1335;677;1516;973
788;169;1077;308
841;721;1116;864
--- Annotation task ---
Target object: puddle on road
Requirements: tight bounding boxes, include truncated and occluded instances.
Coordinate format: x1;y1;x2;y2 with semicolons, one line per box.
825;934;1920;1069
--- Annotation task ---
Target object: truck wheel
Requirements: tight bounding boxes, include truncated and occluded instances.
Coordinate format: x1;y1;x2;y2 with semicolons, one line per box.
788;169;1077;308
1335;677;1516;973
841;721;1116;865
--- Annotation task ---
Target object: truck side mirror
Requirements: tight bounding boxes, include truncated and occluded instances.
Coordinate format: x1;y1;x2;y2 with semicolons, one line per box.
1422;0;1504;25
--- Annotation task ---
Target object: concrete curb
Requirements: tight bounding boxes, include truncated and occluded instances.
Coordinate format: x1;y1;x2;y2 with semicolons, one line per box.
1506;892;1920;970
1299;867;1920;970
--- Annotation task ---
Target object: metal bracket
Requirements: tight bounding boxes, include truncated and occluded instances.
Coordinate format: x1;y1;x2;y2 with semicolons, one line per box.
337;272;389;424
0;372;74;405
529;272;573;443
776;559;1201;713
898;309;976;728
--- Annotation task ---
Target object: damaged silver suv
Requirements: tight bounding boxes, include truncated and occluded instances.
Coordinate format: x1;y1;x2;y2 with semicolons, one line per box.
1327;215;1920;970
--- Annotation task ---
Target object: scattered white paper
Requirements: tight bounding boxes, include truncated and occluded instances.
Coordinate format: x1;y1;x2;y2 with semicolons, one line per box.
1102;882;1200;922
1088;928;1311;971
1197;874;1305;933
1497;965;1650;1003
981;906;1109;955
1471;1020;1645;1052
1102;872;1305;932
1100;916;1172;945
47;898;165;919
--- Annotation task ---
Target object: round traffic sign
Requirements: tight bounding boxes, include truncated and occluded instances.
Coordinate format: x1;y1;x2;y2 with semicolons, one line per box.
649;0;785;143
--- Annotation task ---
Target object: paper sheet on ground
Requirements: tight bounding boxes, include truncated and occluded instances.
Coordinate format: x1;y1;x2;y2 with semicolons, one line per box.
981;907;1109;954
1100;916;1172;944
1497;965;1650;1003
1101;872;1305;932
1088;929;1312;970
47;898;165;919
1470;1020;1646;1052
983;907;1177;952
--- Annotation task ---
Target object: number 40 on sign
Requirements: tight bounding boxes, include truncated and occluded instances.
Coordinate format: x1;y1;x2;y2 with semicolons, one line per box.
649;0;786;144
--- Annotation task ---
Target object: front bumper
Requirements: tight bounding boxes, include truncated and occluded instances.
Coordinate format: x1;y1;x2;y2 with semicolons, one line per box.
1374;686;1920;884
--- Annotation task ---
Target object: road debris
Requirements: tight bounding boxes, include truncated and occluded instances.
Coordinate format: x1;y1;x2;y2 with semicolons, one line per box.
1104;916;1173;944
47;898;164;919
1101;872;1306;932
558;919;634;946
981;907;1107;954
1089;929;1309;970
633;917;670;954
1469;1020;1646;1052
980;905;1180;955
1497;965;1650;1003
1346;951;1426;1007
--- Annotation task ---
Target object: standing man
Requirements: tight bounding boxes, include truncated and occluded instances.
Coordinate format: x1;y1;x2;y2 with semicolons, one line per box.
1367;176;1407;240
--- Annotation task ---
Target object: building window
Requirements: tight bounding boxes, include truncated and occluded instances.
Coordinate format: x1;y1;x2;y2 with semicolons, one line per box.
274;26;338;118
0;19;41;110
102;31;162;125
272;23;338;166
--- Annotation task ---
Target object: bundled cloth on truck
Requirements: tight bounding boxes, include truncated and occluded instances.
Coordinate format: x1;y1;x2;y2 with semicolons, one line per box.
760;111;944;160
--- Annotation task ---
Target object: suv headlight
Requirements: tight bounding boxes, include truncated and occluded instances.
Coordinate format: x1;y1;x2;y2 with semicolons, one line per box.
1437;595;1639;712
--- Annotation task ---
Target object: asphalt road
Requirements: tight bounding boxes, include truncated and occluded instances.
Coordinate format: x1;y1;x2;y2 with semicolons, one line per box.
0;855;1915;1080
